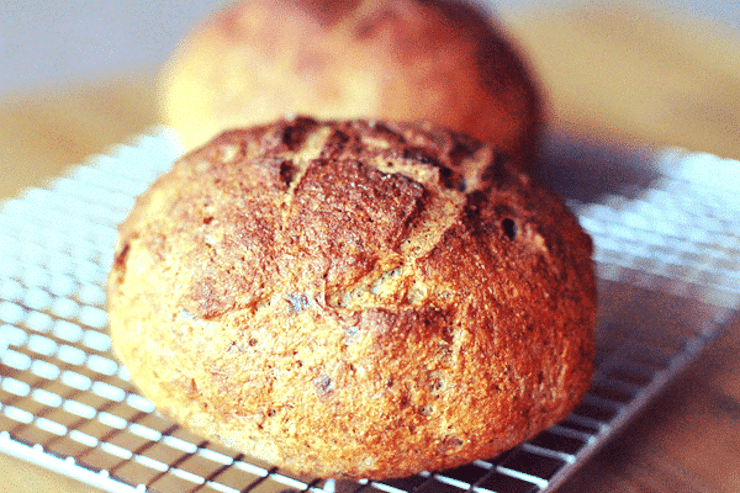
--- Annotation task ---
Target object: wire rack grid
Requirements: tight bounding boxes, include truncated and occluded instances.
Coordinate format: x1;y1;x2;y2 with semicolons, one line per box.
0;128;738;493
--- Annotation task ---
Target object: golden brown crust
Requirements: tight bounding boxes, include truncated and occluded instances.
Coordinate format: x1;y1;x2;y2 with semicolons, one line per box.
108;117;595;480
159;0;543;161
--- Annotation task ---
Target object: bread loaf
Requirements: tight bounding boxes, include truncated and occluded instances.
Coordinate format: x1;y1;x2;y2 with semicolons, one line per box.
108;116;595;480
160;0;543;160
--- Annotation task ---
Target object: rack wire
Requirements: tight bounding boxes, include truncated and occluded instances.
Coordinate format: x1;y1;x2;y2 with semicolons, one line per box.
1;128;738;493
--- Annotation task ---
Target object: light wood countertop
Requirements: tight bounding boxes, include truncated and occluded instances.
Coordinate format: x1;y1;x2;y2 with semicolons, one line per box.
1;2;738;492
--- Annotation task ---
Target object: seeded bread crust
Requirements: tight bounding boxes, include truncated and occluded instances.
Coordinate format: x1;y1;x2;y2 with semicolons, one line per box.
107;117;595;480
160;0;543;160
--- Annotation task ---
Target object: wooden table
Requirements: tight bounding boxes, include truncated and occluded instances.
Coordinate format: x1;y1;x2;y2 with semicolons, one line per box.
1;2;739;492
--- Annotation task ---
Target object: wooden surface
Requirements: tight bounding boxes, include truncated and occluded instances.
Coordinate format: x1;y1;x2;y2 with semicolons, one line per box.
1;2;739;492
560;314;740;493
0;72;160;200
505;1;740;161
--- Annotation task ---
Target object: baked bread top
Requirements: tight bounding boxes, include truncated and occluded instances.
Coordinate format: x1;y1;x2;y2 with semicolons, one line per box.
160;0;543;159
107;116;595;480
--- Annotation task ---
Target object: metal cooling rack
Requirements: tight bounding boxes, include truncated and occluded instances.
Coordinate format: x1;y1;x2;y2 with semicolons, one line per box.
1;128;738;493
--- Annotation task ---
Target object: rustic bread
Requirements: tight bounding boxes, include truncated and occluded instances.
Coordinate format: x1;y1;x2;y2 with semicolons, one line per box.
159;0;543;160
107;116;595;480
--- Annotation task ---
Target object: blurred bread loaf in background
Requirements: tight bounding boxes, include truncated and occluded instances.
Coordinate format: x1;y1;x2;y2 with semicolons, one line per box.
159;0;543;161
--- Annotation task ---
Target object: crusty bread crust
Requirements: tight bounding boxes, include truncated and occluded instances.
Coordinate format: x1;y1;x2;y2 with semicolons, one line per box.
108;117;595;480
160;0;543;160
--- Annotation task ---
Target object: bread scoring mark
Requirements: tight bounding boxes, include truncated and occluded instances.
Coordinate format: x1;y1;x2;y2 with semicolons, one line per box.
318;128;352;160
267;117;521;311
192;118;529;323
278;159;298;188
359;133;392;151
263;115;318;152
327;259;409;309
274;124;333;225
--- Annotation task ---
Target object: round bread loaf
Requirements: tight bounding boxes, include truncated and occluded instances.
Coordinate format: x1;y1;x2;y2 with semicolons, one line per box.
107;116;595;480
160;0;543;160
